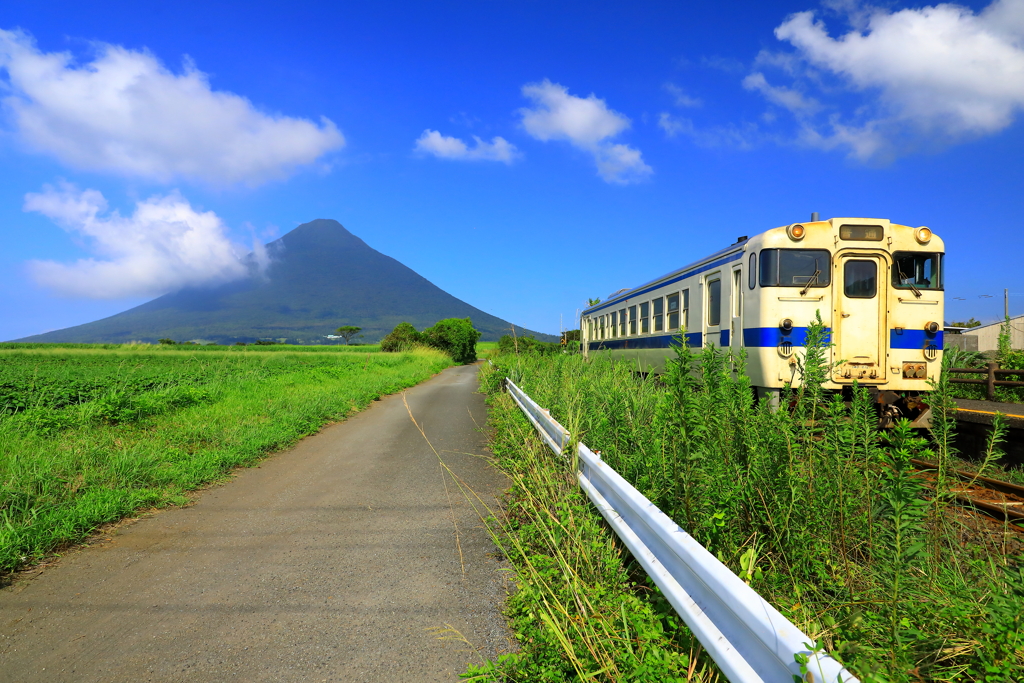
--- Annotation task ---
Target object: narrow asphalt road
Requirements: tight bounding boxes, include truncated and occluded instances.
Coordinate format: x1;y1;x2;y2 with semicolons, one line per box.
0;363;511;682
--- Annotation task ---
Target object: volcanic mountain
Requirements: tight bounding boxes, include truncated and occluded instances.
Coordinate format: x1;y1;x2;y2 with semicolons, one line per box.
17;219;553;344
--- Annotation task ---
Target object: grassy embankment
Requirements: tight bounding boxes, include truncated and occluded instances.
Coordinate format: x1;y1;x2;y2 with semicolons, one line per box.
474;323;1023;682
0;345;452;575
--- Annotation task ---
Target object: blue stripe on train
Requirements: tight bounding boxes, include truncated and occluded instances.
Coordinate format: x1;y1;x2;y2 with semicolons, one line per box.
590;327;935;351
890;328;942;349
588;332;702;351
742;327;829;347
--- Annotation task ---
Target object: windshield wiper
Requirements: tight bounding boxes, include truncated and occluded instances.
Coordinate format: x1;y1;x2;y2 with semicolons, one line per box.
799;268;821;296
897;263;922;298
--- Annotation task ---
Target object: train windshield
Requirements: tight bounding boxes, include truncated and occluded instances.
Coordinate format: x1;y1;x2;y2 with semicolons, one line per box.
759;249;831;288
892;252;943;290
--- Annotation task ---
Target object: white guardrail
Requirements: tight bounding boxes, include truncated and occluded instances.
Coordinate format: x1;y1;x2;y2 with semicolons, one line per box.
505;378;859;683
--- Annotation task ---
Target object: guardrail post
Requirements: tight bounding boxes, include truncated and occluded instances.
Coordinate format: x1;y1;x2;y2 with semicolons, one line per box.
987;361;998;401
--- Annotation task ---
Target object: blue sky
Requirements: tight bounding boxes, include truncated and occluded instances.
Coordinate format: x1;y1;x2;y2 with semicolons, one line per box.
1;0;1022;340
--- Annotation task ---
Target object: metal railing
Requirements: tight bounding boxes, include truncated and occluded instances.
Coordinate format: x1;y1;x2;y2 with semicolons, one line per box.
505;378;858;683
948;362;1024;400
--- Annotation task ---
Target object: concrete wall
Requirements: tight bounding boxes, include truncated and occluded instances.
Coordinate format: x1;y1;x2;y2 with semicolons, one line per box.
963;315;1024;353
944;334;978;352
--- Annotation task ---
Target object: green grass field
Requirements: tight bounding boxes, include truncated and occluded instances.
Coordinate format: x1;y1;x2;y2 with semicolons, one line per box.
0;345;452;575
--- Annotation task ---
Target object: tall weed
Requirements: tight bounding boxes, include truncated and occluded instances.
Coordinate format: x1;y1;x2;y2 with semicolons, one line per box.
482;319;1021;681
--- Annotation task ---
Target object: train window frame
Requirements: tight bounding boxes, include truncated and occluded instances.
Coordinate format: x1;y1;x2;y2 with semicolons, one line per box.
759;248;832;288
748;253;756;290
653;297;664;332
629;305;637;335
733;269;742;318
667;293;679;330
843;259;877;299
707;278;722;327
600;316;606;339
610;311;618;338
681;289;690;331
619;308;627;335
891;252;944;291
640;301;650;334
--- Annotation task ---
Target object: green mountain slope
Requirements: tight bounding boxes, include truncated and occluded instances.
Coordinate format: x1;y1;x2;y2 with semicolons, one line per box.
16;219;555;344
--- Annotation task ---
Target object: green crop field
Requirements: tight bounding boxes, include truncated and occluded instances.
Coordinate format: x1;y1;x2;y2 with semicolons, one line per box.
0;345;452;575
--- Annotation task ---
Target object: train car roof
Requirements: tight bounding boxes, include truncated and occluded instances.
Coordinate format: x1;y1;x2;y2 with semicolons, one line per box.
584;237;749;315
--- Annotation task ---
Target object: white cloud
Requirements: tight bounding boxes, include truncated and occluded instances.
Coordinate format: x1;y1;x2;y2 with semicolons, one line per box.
25;183;260;298
755;0;1024;160
414;129;519;163
658;112;758;149
518;79;652;183
664;83;703;108
742;72;820;114
0;28;344;185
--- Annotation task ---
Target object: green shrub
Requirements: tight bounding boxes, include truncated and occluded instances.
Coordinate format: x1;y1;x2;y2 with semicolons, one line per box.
422;318;481;364
380;322;424;352
497;333;559;355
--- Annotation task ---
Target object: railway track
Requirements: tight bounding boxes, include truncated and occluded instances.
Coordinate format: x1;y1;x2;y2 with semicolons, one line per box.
911;458;1024;527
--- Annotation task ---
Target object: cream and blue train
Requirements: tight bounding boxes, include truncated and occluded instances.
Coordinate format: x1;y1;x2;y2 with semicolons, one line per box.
581;216;944;406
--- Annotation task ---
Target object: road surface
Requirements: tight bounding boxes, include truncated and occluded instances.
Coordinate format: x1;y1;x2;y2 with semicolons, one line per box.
0;363;511;682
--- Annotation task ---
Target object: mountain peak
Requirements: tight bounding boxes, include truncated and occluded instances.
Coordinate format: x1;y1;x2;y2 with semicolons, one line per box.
15;219;556;344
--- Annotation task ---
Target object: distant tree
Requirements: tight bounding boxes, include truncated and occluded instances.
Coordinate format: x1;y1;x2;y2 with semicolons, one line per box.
380;322;423;352
422;318;481;364
587;297;601;306
334;325;363;344
561;329;581;342
254;340;276;345
948;318;982;328
158;338;176;345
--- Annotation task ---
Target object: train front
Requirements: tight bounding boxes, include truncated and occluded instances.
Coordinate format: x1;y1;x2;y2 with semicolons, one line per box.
751;217;944;396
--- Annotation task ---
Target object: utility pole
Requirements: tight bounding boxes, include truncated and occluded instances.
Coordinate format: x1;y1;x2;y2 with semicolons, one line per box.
1006;288;1010;319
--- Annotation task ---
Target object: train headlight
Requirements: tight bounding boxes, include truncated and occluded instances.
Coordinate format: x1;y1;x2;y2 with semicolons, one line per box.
914;227;932;244
787;224;806;240
925;321;939;334
779;318;793;332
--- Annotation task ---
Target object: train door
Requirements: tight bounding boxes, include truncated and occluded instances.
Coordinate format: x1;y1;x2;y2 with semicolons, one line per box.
833;252;887;383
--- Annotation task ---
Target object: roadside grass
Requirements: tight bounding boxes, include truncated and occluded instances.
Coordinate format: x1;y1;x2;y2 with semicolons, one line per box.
0;346;452;575
478;324;1024;682
466;366;718;682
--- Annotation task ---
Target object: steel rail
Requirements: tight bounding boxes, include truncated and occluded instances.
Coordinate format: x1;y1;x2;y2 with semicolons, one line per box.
506;378;859;683
910;458;1024;526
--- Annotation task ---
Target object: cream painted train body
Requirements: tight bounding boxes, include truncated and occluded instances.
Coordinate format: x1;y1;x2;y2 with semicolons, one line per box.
581;217;944;401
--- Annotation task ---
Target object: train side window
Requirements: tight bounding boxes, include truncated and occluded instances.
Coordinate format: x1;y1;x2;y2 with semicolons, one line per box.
629;306;637;335
667;293;679;330
708;279;721;326
844;260;877;298
610;311;617;338
653;297;664;332
748;253;757;289
681;289;690;330
600;316;606;339
640;302;650;334
619;308;627;335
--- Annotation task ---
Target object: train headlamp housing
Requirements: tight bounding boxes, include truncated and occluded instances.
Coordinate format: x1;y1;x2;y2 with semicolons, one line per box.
779;318;794;332
925;321;940;334
787;224;806;241
914;227;932;244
